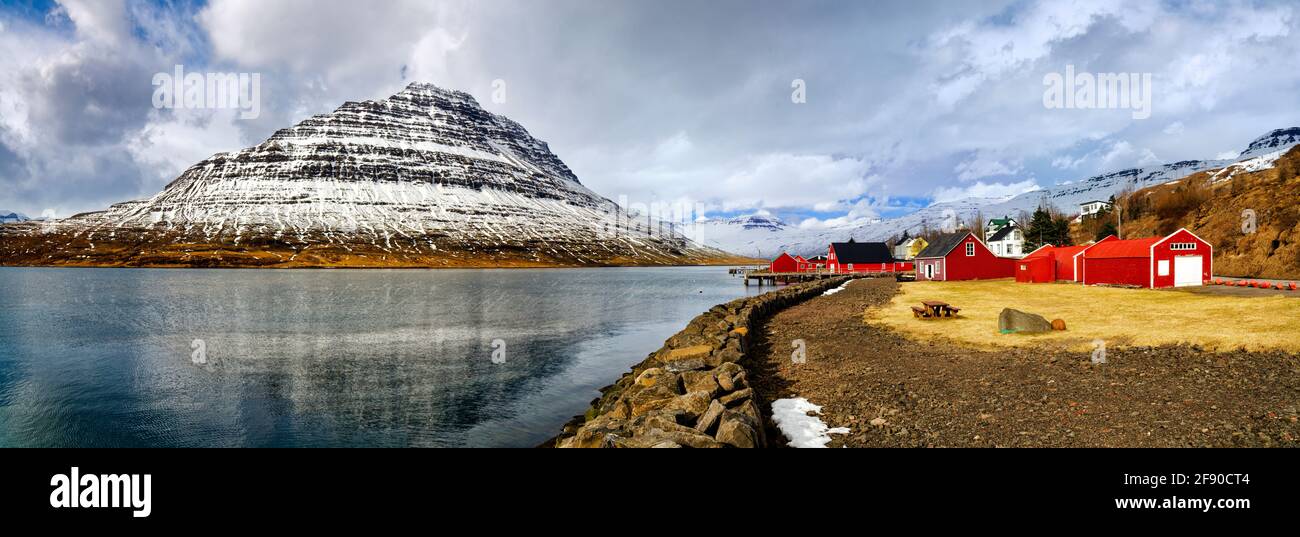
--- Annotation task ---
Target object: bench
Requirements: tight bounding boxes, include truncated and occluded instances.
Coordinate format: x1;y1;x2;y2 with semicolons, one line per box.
911;306;929;318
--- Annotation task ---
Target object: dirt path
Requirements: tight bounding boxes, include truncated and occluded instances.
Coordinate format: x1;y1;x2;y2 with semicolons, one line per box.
746;278;1300;447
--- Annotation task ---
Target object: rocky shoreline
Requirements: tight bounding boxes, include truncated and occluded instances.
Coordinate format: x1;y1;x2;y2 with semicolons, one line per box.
544;276;852;448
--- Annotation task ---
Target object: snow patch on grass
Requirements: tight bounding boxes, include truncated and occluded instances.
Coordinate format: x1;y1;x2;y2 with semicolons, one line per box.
771;398;850;448
822;280;852;296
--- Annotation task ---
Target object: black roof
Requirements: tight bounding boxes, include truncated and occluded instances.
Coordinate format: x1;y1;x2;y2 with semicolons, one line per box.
987;224;1019;242
914;232;974;259
830;241;895;264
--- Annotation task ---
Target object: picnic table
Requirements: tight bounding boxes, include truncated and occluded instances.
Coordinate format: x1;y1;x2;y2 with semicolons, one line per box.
911;300;961;319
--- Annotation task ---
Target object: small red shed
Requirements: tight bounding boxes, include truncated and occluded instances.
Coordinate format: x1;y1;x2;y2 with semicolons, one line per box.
1015;245;1056;283
770;252;799;273
914;231;1016;281
1079;228;1211;288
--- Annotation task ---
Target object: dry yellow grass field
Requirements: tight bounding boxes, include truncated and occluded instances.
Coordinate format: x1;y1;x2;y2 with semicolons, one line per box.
867;279;1300;352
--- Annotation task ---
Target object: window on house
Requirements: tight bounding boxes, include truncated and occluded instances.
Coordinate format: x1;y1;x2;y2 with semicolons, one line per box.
966;243;975;256
1170;242;1197;250
1158;260;1170;276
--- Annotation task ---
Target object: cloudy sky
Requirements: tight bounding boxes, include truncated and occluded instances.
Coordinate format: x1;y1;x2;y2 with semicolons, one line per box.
1;0;1298;227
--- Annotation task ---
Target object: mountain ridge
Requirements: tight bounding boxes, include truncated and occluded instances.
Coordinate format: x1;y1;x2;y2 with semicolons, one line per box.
698;127;1300;258
0;83;750;268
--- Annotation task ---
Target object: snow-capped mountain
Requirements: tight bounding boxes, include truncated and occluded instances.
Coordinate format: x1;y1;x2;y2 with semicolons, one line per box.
702;128;1300;258
0;212;28;224
0;83;738;268
1238;128;1300;160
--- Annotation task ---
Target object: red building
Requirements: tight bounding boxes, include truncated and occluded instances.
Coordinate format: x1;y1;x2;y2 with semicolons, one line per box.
769;252;800;273
1079;229;1211;288
1014;236;1116;283
914;231;1015;281
803;255;828;272
826;240;913;273
1061;236;1117;282
1015;245;1056;283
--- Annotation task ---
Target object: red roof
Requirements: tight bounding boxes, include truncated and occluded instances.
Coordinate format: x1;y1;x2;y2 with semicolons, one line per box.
1083;237;1161;259
1024;244;1090;260
1021;245;1055;260
1054;244;1090;259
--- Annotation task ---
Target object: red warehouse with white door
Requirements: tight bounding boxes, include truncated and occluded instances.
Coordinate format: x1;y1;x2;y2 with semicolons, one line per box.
1079;228;1211;288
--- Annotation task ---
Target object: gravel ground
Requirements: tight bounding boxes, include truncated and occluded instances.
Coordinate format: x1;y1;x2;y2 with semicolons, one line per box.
746;278;1300;448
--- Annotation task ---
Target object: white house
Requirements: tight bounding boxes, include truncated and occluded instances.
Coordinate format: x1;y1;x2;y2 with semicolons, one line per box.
1076;200;1112;221
986;223;1025;258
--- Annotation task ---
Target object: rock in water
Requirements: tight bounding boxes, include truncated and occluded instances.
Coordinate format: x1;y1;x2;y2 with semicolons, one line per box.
999;308;1053;334
0;83;736;268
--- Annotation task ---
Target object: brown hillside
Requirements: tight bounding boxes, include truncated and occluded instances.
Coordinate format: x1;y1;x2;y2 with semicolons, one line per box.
1106;146;1300;279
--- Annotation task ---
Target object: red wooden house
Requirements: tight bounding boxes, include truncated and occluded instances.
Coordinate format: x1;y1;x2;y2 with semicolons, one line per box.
770;252;800;273
1078;229;1211;288
914;232;1015;281
826;240;913;273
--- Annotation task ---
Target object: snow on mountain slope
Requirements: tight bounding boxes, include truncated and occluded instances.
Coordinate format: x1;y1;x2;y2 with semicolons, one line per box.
0;83;737;267
1237;128;1300;160
703;128;1300;258
0;212;28;224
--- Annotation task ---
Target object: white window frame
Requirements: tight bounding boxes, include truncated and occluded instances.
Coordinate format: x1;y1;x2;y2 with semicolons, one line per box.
1170;242;1197;251
1157;259;1170;276
966;243;975;256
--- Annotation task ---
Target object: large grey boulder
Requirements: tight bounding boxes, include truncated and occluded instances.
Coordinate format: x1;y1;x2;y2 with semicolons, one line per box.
998;308;1053;334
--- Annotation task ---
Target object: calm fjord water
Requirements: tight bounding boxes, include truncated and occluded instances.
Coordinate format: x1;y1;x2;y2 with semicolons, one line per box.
0;266;759;447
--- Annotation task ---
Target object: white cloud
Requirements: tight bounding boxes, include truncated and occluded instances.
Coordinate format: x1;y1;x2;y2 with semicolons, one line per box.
931;179;1040;203
1099;140;1161;169
714;154;875;212
954;153;1022;181
56;0;131;45
198;0;466;89
925;0;1156;106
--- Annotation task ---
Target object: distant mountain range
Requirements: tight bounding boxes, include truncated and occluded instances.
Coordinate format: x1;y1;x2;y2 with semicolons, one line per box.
0;83;745;268
0;212;28;224
694;128;1300;258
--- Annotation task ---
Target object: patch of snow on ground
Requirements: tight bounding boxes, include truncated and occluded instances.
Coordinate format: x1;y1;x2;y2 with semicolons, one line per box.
822;280;852;296
771;398;850;448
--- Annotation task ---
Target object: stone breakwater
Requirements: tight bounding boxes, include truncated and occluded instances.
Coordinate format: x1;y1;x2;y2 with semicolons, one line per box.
547;276;852;448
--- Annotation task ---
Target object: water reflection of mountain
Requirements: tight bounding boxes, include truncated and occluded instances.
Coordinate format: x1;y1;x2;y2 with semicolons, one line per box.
0;267;757;447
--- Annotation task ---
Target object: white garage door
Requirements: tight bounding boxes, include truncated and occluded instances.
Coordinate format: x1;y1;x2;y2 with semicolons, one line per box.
1173;255;1203;287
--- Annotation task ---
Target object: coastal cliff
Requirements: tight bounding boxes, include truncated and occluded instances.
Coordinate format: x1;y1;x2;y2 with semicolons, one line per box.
546;276;851;448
